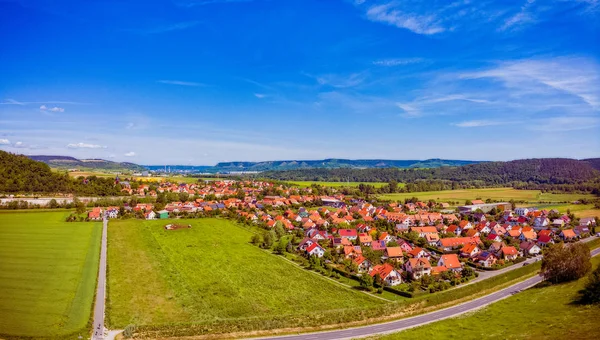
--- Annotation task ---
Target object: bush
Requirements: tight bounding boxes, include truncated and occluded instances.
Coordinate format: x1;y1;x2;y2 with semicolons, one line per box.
578;265;600;304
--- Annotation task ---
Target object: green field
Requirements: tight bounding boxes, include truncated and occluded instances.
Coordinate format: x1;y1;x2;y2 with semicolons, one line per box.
106;218;383;328
375;257;600;340
0;211;101;337
378;188;597;204
288;181;394;188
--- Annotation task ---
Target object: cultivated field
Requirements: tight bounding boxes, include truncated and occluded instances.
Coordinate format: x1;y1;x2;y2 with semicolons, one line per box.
288;181;394;188
106;218;383;328
0;211;101;337
377;188;596;204
375;257;600;340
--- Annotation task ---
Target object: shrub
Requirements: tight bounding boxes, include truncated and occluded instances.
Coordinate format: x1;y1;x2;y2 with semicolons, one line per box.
578;265;600;304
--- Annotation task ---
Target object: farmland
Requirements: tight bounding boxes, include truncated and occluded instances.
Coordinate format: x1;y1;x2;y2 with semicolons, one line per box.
0;211;101;337
106;218;383;328
377;188;596;204
374;257;600;340
288;180;393;188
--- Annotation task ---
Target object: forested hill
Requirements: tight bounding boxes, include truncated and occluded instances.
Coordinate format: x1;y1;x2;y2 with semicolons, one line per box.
259;158;600;186
0;151;123;195
28;155;145;171
215;158;481;171
584;158;600;171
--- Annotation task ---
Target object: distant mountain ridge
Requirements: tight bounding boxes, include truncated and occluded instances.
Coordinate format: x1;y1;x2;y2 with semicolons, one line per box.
28;155;146;172
213;158;482;172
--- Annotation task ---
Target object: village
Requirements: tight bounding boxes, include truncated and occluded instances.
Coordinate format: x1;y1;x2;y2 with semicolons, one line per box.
84;179;598;295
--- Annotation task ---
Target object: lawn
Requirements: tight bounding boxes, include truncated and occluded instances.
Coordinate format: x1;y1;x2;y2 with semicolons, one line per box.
374;257;600;340
516;203;600;219
288;181;395;188
106;218;384;329
0;211;101;338
377;188;596;204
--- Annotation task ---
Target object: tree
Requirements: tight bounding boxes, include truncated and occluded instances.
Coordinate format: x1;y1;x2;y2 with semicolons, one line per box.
541;243;591;283
578;265;600;304
48;199;59;209
274;239;287;254
250;234;261;245
359;274;374;289
262;232;273;249
465;199;473;206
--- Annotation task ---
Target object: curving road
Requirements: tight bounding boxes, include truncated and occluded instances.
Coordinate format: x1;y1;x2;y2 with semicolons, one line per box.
92;216;108;340
253;246;600;340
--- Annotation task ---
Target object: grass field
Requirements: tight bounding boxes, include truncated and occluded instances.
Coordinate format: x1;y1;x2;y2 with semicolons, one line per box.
106;218;384;328
0;211;101;337
377;188;597;204
288;181;394;188
516;203;600;219
375;257;600;340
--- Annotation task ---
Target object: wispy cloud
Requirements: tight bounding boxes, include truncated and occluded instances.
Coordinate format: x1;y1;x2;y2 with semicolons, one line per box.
157;80;205;86
365;3;445;35
372;58;424;66
124;151;136;157
67;142;105;149
395;102;420;117
528;116;600;132
254;93;267;98
0;99;25;105
452;120;508;128
310;72;366;88
127;21;200;35
40;105;65;112
460;57;600;109
355;0;596;35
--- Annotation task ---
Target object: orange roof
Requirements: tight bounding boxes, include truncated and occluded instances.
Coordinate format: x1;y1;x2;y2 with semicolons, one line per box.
408;257;431;269
502;246;518;255
461;243;478;254
386;247;403;257
561;229;577;238
440;254;461;269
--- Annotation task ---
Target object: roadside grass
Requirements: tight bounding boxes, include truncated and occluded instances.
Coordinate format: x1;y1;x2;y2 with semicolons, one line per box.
373;257;600;340
377;188;596;204
106;218;383;329
0;211;101;338
287;181;395;188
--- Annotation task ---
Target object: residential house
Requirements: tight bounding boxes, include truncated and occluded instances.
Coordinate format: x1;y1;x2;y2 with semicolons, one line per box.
359;233;373;246
306;243;326;257
353;255;372;273
405;258;432;280
144;210;156;220
338;229;358;240
476;251;498;267
385;247;404;263
520;241;541;256
370;263;402;286
157;210;169;219
501;246;519;261
407;247;429;259
425;233;440;246
460;243;480;258
438;254;462;272
537;234;554;247
559;229;577;241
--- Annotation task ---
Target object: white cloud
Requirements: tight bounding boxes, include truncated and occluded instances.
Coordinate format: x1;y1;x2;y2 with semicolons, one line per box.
460;57;600;109
40;105;65;112
528;116;600;132
0;139;10;145
365;3;445;35
13;141;25;148
254;93;266;98
453;120;507;128
124;151;136;157
372;58;424;66
157;80;204;86
0;99;25;105
314;73;366;88
395;102;420;117
67;142;105;149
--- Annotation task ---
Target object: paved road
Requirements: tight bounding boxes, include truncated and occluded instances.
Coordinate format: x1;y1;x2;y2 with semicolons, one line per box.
254;246;600;340
92;216;108;340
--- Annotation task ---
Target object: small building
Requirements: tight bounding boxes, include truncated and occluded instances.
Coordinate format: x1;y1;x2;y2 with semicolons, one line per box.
157;210;169;219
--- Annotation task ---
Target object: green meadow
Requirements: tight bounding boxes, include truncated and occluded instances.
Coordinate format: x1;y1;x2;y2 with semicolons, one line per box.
375;257;600;340
0;211;101;338
106;218;384;328
377;187;596;204
288;180;394;188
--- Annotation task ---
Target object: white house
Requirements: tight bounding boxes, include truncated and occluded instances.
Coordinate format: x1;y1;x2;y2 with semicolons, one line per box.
145;211;156;220
514;207;530;216
306;243;326;257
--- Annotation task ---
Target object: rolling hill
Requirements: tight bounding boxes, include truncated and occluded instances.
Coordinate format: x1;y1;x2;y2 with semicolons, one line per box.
28;155;146;172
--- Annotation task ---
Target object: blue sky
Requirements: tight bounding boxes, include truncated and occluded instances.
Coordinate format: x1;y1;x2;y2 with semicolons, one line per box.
1;0;599;165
